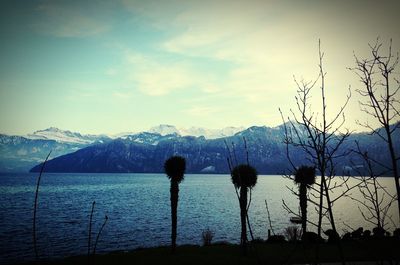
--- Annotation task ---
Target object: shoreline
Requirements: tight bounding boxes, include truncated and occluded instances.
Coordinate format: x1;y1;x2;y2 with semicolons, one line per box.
17;239;400;265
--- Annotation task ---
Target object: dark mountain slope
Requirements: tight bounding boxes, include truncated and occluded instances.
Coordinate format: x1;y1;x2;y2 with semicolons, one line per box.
30;125;400;174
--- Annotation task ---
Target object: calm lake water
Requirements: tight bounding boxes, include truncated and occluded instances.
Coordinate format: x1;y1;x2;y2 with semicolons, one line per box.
0;173;398;264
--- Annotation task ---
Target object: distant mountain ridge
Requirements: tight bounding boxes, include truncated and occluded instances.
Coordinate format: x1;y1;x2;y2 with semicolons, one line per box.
2;123;399;173
0;125;245;172
0;127;113;172
0;134;88;172
26;127;110;144
118;124;245;139
29;124;400;175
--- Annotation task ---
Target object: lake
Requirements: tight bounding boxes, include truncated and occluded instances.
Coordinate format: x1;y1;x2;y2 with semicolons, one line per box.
0;173;398;264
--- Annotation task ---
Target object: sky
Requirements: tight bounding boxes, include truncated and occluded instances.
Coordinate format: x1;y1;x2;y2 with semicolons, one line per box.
0;0;399;135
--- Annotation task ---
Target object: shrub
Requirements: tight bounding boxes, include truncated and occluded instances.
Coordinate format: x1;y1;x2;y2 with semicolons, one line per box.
202;228;214;246
284;226;302;242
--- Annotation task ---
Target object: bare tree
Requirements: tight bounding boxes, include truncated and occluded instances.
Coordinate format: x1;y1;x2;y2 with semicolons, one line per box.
350;39;400;222
280;40;352;238
347;142;397;230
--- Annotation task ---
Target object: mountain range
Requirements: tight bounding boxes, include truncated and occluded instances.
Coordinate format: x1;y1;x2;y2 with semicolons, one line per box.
25;123;400;175
112;125;245;139
25;127;110;144
0;125;244;172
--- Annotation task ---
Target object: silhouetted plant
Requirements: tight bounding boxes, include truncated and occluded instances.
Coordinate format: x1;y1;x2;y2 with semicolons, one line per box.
363;230;371;239
93;215;108;255
324;229;340;243
372;226;386;238
264;199;275;236
225;139;256;241
88;201;95;263
393;228;400;239
231;164;257;255
164;155;186;253
284;226;302;242
201;228;214;246
294;166;316;235
33;151;51;260
86;203;108;265
352;227;363;239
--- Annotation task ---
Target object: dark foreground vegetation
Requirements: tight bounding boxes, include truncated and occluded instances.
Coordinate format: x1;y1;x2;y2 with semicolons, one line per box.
21;239;400;265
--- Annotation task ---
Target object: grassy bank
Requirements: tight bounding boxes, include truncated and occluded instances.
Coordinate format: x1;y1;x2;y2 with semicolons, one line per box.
22;239;400;265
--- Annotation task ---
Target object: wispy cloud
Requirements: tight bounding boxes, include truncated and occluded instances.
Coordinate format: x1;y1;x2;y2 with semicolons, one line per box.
3;0;400;135
133;0;398;95
125;52;196;96
119;1;315;110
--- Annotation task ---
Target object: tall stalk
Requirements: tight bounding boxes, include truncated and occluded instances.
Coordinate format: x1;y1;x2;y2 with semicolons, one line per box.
170;180;179;252
164;156;186;254
93;215;108;256
32;151;51;260
88;201;95;259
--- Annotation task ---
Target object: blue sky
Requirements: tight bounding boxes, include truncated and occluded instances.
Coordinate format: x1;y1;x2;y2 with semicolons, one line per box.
1;0;399;135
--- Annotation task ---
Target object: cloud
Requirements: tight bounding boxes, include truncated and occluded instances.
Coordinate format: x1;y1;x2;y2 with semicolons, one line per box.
119;0;400;128
126;52;197;96
34;1;112;37
149;1;399;83
122;1;318;108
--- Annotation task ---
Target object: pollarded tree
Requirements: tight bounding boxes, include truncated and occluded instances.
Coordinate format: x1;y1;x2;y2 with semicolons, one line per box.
231;164;257;255
294;165;316;235
164;155;186;253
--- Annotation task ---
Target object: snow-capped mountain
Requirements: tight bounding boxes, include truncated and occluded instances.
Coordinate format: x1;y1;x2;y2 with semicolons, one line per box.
26;127;109;144
111;131;138;139
148;124;180;136
30;124;400;174
0;128;112;172
146;124;245;139
23;125;245;144
0;125;245;172
180;126;245;139
0;133;87;172
121;132;179;145
3;122;400;173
